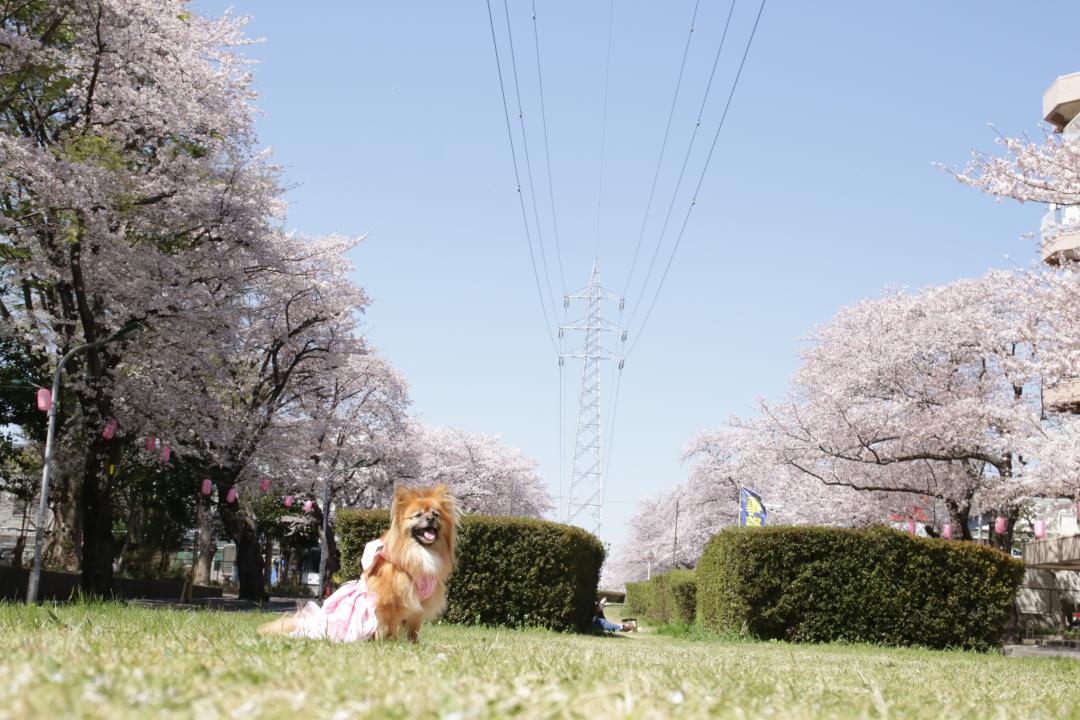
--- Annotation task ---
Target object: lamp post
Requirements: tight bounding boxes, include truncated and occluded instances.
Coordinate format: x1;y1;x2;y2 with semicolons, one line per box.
26;322;142;604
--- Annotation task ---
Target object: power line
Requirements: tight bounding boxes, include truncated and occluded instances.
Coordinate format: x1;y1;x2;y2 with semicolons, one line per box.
621;0;702;299
501;0;562;325
626;0;738;332
531;0;566;298
627;0;767;358
593;0;616;259
484;0;557;352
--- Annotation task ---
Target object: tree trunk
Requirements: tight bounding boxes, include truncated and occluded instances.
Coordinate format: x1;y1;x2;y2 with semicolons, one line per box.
220;502;265;601
946;499;973;542
193;507;216;585
79;457;114;597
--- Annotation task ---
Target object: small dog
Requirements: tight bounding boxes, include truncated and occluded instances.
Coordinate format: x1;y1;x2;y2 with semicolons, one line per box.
259;484;459;642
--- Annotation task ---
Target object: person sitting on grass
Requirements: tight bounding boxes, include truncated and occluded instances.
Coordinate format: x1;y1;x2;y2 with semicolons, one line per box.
593;597;633;633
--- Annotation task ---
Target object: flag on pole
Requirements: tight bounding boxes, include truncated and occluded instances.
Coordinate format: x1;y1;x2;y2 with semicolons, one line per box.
739;487;767;527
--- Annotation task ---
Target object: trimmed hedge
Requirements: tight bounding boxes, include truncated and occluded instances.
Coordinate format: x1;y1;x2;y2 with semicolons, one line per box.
624;580;654;619
624;570;697;625
696;525;1025;651
336;509;605;631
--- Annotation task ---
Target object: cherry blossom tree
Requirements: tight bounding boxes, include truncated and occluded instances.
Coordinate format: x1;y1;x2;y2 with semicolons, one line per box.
952;131;1080;211
0;0;281;594
413;425;553;518
754;270;1079;547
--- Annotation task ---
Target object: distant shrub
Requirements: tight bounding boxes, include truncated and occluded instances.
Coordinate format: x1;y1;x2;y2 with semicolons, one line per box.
624;581;654;619
696;526;1024;651
624;570;697;625
336;509;604;631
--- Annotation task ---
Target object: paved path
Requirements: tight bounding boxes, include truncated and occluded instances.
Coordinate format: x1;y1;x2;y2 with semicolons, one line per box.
128;595;300;613
1003;644;1080;660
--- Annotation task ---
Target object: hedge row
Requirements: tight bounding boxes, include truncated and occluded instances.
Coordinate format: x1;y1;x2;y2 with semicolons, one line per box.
336;509;605;631
625;569;697;625
696;526;1024;650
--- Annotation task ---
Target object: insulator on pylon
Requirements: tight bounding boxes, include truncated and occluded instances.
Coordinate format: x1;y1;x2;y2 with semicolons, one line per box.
621;330;628;342
618;359;625;370
558;328;564;339
558;356;564;367
563;295;570;308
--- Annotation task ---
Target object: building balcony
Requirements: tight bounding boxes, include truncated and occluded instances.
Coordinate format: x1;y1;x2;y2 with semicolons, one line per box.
1044;378;1080;413
1041;204;1080;265
1043;71;1080;131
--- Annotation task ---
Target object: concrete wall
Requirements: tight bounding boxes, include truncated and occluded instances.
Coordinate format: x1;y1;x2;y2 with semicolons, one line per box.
0;567;222;602
1015;568;1080;632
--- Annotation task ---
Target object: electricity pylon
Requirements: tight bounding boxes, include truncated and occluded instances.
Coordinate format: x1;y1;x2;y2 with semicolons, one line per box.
560;259;625;536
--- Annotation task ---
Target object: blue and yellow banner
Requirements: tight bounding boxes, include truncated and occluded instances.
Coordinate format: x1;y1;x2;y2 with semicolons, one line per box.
739;487;767;527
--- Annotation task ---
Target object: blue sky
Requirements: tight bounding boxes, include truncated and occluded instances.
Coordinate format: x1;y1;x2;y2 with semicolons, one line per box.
195;0;1079;547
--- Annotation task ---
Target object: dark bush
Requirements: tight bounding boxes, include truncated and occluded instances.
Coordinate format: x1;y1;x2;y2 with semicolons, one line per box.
336;509;604;631
625;570;696;624
696;525;1024;651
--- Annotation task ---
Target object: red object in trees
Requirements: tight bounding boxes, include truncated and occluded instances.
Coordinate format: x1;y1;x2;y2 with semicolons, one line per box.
303;500;314;513
145;435;156;452
103;418;118;439
36;388;51;412
201;479;212;496
1034;520;1046;539
284;495;295;508
907;520;916;534
994;517;1007;535
942;523;952;540
226;487;237;504
260;478;271;493
159;443;171;463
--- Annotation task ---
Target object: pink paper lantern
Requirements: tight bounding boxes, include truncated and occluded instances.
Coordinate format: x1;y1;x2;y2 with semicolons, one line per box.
1034;520;1046;539
994;516;1007;535
259;478;271;493
159;443;171;463
226;487;237;504
907;520;916;535
103;417;118;440
144;435;157;452
942;523;952;540
303;500;314;514
36;388;51;412
284;495;295;508
201;478;213;496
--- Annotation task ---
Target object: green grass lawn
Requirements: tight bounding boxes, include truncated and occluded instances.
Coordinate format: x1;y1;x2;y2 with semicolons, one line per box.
1;603;1077;719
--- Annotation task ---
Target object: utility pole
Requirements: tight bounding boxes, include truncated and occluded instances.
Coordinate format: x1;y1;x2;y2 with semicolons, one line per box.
672;499;679;566
561;259;625;537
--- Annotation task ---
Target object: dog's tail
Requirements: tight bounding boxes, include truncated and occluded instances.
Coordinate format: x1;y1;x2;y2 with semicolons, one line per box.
257;613;299;636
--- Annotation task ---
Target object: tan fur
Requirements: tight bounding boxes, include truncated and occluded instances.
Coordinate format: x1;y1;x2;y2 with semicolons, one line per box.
370;484;458;641
259;484;459;642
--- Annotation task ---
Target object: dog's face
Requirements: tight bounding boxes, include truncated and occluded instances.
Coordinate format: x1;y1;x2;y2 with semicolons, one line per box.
390;484;458;561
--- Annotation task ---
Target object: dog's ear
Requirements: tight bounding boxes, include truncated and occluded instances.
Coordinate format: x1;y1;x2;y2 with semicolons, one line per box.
392;485;415;518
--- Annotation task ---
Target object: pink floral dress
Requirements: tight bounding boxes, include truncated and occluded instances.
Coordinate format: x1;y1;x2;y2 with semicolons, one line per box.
289;539;437;642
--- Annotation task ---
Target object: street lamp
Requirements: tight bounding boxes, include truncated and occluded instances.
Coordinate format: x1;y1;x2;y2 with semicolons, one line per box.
26;321;143;604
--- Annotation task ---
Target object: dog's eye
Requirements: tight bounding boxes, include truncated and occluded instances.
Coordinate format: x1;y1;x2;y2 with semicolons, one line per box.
431;510;440;518
411;512;423;519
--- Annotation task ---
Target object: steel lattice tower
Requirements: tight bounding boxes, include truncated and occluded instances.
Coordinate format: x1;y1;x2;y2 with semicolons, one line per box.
561;259;625;536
